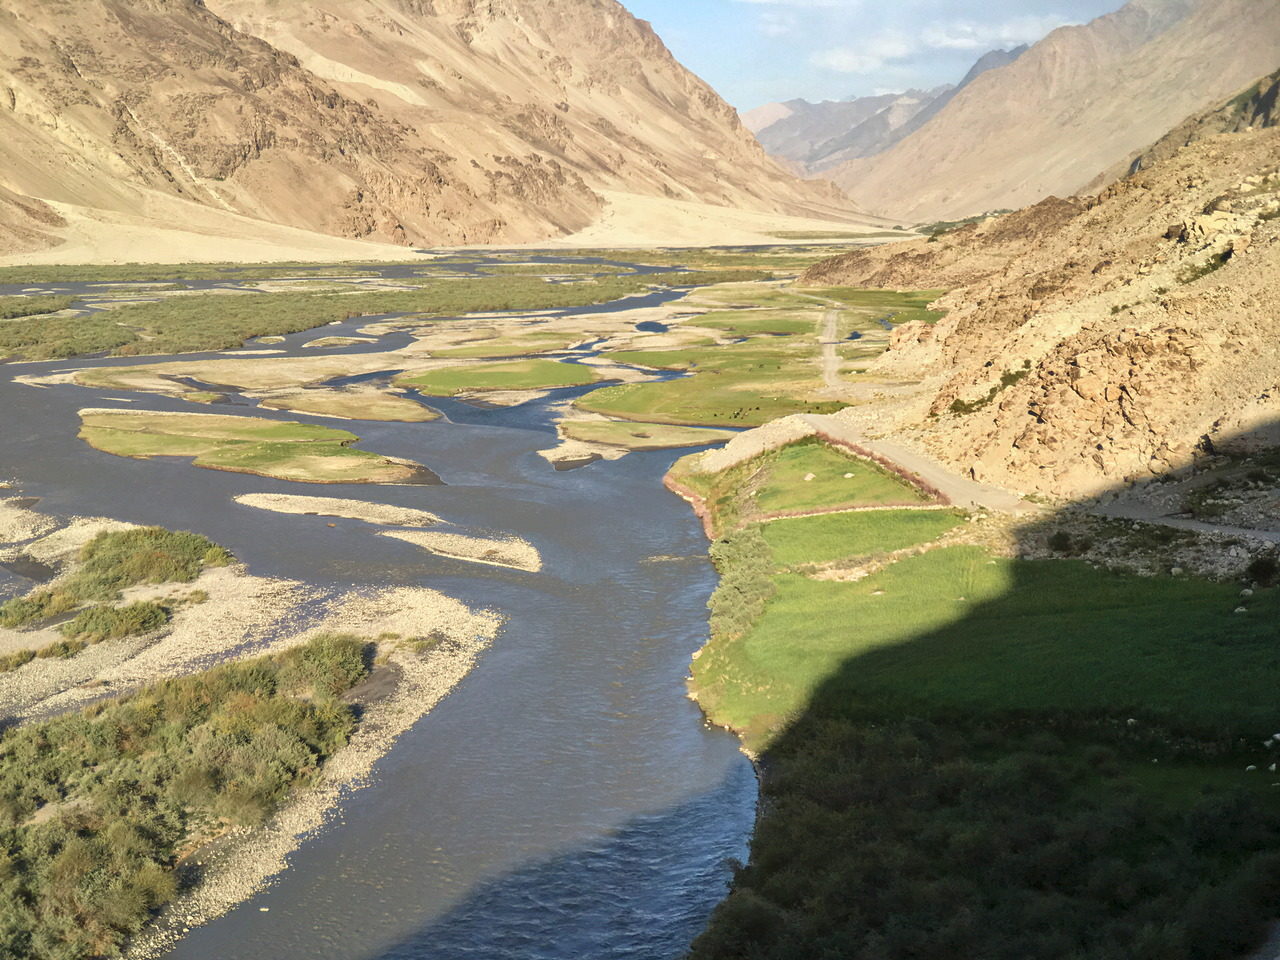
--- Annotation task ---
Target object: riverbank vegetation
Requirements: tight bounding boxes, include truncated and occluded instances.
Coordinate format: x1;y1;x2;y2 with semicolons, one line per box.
0;275;653;362
0;528;232;658
681;447;1280;960
0;296;76;320
0;633;369;959
78;411;428;485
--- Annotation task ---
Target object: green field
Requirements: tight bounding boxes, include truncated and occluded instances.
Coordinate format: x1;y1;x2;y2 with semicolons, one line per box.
396;358;598;395
753;440;932;514
79;411;423;484
682;442;1280;960
578;340;841;427
669;439;933;535
805;286;948;329
762;509;963;567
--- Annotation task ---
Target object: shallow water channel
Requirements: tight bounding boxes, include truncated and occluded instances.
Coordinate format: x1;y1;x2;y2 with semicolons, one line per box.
0;265;756;959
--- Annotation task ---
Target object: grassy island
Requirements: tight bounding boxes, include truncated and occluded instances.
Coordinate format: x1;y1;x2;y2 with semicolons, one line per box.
79;411;427;484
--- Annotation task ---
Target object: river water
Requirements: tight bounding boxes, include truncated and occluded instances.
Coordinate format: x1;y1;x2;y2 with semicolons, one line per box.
0;266;756;960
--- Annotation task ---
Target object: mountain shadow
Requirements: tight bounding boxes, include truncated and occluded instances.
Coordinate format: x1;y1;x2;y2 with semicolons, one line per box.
687;424;1280;960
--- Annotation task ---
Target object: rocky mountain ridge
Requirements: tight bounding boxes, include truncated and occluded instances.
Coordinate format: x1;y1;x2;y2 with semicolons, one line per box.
0;0;851;255
825;0;1280;223
804;123;1280;500
745;46;1025;175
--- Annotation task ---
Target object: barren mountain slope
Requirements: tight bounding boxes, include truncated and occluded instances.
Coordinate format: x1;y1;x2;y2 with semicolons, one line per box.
1097;66;1280;186
751;46;1027;176
0;186;65;257
0;0;605;247
0;0;853;255
207;0;849;219
828;0;1280;222
809;128;1280;500
750;90;945;174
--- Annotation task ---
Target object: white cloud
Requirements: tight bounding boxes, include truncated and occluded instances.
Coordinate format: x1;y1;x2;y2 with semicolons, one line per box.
811;13;1077;74
920;15;1077;50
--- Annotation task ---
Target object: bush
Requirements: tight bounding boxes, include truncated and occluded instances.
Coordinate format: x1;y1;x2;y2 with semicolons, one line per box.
0;633;371;957
1246;555;1279;587
69;528;233;601
59;603;169;643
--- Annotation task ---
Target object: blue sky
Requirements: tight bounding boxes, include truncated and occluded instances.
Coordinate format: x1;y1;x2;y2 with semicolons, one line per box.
624;0;1128;110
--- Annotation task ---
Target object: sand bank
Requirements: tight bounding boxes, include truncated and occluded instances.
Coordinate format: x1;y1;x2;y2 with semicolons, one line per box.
380;529;542;572
234;493;440;528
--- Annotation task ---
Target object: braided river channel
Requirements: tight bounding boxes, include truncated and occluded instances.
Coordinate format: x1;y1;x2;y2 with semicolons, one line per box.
0;260;757;960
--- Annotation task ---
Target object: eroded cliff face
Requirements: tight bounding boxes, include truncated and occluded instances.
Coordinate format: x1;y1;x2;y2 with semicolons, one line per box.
808;128;1280;500
0;0;846;251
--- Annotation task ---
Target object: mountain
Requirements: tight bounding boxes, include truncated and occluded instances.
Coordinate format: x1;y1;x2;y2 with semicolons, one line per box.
0;0;853;258
745;46;1026;175
826;0;1280;223
802;118;1280;500
1102;66;1280;184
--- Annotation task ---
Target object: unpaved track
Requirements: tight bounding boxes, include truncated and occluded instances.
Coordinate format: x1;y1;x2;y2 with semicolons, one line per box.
819;309;844;392
797;414;1037;514
1094;499;1280;544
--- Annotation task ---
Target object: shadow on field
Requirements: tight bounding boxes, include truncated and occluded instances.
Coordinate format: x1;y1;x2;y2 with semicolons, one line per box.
686;437;1280;960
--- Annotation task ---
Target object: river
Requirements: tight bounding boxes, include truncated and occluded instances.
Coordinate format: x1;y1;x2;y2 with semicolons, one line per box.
0;262;756;960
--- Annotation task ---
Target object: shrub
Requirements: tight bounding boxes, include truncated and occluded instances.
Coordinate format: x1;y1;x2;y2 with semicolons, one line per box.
0;633;371;956
0;591;76;629
59;603;169;643
1246;555;1279;587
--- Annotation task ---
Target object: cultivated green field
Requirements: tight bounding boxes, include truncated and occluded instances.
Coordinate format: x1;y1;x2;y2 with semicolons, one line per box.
762;509;964;567
753;440;932;514
396;359;598;395
670;439;934;535
682;444;1280;960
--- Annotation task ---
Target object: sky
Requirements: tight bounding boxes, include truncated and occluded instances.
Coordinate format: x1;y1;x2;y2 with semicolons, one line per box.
623;0;1128;111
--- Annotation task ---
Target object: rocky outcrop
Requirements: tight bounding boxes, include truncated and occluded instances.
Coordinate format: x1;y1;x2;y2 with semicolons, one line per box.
1101;67;1280;185
801;197;1086;290
810;125;1280;500
0;186;65;256
824;0;1280;223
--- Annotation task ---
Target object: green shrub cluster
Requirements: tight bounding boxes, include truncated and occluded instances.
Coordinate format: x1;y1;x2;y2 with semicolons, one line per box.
0;296;76;320
0;529;235;661
707;528;777;640
690;717;1280;960
59;604;168;644
0;634;368;959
